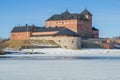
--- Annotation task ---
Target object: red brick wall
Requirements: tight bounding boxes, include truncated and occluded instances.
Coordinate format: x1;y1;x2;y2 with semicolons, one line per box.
46;15;93;38
102;43;114;49
32;31;58;36
102;39;114;49
77;16;92;37
92;30;99;38
46;20;78;32
11;32;31;40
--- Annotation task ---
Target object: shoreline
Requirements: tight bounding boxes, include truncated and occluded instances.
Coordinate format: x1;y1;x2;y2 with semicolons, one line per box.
1;48;120;57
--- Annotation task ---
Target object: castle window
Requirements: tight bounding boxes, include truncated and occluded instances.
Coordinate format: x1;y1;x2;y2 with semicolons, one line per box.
65;46;67;48
59;22;61;24
12;34;15;36
72;41;74;43
58;40;61;43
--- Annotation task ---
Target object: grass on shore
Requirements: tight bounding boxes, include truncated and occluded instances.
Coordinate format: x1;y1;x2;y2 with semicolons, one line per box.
0;40;58;51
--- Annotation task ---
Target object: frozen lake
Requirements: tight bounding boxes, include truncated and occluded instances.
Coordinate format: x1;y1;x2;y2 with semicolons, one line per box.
0;55;120;80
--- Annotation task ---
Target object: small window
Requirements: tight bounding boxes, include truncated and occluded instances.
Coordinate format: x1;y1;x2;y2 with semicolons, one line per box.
59;22;61;24
64;21;67;24
65;46;67;48
58;40;61;42
12;34;15;36
72;41;74;43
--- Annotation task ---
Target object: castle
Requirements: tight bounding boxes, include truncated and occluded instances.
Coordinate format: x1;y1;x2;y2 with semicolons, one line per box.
10;9;99;49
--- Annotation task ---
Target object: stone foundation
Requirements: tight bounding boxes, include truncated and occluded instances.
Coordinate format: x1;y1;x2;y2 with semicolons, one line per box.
30;36;81;49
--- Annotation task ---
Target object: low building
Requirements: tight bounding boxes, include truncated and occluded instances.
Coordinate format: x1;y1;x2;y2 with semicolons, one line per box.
102;38;115;49
11;26;81;49
11;24;35;40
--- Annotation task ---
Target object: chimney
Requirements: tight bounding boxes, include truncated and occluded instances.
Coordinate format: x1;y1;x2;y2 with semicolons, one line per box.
26;24;28;27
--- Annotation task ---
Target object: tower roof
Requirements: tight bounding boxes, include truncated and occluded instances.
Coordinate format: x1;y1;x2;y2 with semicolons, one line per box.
80;9;92;16
63;9;70;15
46;10;88;21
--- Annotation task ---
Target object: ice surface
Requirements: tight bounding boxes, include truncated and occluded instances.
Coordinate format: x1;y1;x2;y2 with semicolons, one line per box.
1;48;120;80
0;60;120;80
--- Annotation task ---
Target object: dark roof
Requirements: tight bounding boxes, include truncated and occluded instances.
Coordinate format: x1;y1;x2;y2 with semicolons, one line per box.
31;35;54;37
33;26;80;36
92;27;99;31
11;26;35;32
55;28;80;36
80;9;92;16
33;27;64;32
46;10;88;21
11;25;80;37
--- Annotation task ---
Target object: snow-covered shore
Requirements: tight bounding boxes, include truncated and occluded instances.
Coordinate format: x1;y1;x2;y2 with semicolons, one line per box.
22;48;120;53
2;48;120;57
21;48;120;56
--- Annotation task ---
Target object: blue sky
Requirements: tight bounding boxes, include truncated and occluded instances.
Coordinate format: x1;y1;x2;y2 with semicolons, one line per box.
0;0;120;38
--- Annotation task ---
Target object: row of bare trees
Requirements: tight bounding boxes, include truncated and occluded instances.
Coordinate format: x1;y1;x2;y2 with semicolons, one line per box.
112;36;120;40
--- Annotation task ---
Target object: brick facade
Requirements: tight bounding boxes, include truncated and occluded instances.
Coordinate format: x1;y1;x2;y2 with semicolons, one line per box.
92;30;99;38
102;38;115;49
46;16;92;38
46;9;98;38
77;15;92;38
32;31;58;36
46;20;78;32
11;32;31;40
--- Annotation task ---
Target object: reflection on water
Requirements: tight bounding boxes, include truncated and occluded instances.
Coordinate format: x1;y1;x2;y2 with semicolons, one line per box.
1;55;120;60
